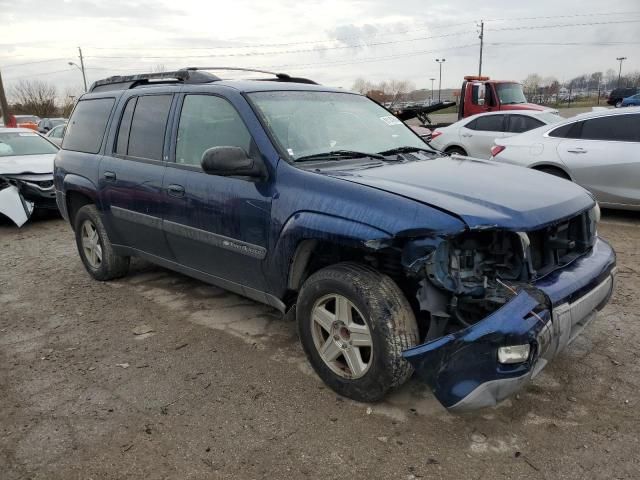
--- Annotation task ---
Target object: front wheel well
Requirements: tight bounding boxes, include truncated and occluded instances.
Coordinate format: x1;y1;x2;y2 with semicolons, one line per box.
66;191;94;229
287;239;418;310
445;145;467;156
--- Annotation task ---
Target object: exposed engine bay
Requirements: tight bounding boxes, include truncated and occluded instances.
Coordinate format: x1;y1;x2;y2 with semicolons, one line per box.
404;208;598;338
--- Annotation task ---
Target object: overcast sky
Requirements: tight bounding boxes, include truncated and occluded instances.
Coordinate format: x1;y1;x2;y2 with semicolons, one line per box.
1;0;639;97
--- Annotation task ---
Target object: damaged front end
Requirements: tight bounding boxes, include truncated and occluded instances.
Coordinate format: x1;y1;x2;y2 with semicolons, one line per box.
399;206;616;411
0;177;35;227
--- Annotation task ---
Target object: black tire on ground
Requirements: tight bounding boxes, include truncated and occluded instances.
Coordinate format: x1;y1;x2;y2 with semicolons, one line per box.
535;166;571;180
74;204;130;281
297;262;419;402
446;146;467;156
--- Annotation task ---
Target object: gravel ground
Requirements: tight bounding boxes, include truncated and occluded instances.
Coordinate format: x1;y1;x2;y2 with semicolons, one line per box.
1;209;638;479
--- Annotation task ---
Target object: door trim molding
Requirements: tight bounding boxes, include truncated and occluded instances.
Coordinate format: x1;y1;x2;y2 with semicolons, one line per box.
163;219;267;260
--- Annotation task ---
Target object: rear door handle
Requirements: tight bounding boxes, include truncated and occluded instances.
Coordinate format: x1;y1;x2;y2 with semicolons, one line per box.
461;133;473;138
567;148;587;154
167;184;185;197
103;171;116;181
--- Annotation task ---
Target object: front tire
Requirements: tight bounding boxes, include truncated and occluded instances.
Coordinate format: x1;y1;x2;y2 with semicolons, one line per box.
74;204;129;281
446;146;467;156
297;262;419;402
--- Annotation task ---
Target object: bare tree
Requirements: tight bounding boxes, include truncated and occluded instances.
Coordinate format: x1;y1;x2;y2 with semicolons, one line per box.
522;74;542;96
10;80;57;117
59;86;83;118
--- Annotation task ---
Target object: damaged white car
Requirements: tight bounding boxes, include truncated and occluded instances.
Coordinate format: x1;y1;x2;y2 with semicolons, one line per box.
0;128;59;227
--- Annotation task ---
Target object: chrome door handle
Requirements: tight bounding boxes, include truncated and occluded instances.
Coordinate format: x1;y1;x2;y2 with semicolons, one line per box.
103;171;116;181
461;133;473;138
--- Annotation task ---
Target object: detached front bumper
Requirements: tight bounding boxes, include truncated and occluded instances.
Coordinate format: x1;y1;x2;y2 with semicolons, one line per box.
403;237;616;411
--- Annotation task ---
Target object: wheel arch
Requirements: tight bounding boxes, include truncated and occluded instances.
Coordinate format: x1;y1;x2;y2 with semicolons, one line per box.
63;174;100;229
530;162;573;181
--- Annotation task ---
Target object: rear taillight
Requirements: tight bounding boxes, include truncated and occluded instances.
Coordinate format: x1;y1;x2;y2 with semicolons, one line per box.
491;145;506;157
430;130;443;140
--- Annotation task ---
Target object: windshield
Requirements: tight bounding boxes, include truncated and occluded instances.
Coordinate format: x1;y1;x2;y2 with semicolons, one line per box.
0;131;59;156
496;83;527;105
249;91;426;161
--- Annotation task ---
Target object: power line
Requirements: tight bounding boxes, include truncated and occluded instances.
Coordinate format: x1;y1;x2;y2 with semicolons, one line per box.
485;10;640;22
491;18;640;31
3;68;76;81
82;30;474;60
2;57;68;69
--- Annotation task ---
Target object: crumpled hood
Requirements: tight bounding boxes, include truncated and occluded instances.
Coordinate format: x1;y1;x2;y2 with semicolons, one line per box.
0;154;55;176
327;157;594;230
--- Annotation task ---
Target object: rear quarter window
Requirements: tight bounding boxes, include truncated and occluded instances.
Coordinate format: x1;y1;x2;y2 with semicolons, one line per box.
62;98;115;153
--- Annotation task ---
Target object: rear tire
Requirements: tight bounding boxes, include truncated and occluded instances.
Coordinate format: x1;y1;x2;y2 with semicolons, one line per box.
297;262;419;402
446;146;467;156
74;204;129;281
535;166;571;180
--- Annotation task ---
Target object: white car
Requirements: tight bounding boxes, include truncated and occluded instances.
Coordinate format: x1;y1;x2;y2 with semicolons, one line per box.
0;128;59;226
45;123;67;146
429;110;563;159
491;107;640;211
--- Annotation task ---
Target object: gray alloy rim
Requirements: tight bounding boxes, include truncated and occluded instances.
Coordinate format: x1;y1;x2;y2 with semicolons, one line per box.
80;219;103;269
310;294;373;379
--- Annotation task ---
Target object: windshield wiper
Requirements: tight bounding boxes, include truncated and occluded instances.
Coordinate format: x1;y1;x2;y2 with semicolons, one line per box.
377;146;439;156
294;150;385;162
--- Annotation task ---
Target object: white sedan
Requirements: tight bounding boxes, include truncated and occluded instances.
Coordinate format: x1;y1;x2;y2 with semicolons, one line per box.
490;107;640;211
429;110;562;158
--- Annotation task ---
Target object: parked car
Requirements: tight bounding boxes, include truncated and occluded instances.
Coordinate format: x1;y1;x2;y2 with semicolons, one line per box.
45;124;66;146
0;128;59;226
37;117;67;133
491;107;640;210
429;110;563;158
607;87;639;107
14;115;40;131
621;93;640;107
55;68;616;411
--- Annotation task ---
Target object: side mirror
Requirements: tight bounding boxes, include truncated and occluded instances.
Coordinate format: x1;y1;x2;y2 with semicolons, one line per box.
201;146;265;178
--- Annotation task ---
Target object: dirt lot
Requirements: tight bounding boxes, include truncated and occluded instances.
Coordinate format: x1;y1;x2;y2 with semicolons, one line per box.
1;210;639;479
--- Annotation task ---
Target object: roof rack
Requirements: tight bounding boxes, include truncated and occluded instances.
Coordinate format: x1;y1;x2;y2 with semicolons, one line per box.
89;67;317;92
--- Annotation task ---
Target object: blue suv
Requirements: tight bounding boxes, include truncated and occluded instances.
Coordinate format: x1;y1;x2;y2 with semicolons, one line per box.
54;68;616;411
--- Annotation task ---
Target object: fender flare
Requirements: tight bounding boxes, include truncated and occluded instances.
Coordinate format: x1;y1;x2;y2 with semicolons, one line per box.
267;211;393;294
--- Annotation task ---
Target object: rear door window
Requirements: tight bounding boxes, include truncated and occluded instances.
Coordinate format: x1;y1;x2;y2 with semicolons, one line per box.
580;114;640;142
126;95;172;160
506;115;544;134
62;98;115;153
548;121;583;139
470;115;505;132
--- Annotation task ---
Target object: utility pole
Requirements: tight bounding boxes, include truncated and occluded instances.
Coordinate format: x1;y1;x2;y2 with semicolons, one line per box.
435;59;445;102
0;69;12;126
430;77;435;104
616;56;627;87
78;47;88;92
478;20;484;76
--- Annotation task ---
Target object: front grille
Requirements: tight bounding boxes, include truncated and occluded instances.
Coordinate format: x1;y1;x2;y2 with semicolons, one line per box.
528;211;596;278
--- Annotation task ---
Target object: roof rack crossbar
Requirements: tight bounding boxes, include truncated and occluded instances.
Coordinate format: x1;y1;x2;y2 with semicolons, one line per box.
184;67;317;84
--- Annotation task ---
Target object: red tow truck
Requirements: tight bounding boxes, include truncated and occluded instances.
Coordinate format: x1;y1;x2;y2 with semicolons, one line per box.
458;75;551;119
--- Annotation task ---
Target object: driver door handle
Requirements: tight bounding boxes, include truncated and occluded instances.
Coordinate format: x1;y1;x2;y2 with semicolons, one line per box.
567;148;587;154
